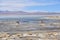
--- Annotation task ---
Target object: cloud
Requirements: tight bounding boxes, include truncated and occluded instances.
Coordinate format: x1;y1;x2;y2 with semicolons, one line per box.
0;0;60;11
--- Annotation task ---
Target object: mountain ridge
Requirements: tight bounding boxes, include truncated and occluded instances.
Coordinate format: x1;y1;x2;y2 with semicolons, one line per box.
0;11;60;15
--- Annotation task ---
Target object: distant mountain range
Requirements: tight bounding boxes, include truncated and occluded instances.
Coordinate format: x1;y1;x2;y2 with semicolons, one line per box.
0;11;60;15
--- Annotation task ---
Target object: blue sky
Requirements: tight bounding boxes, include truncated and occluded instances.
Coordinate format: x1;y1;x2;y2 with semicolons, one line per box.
0;0;60;12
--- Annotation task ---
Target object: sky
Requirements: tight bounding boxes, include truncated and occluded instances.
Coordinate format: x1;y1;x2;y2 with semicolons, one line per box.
0;0;60;12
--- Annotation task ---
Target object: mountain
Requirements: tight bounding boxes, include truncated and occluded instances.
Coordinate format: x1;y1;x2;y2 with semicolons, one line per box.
0;11;29;15
0;11;60;15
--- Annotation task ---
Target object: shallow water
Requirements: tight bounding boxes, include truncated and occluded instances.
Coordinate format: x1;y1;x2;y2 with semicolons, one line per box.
0;17;60;32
